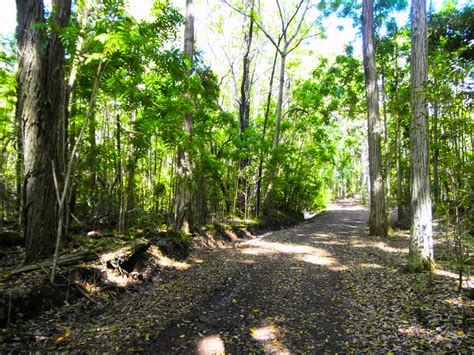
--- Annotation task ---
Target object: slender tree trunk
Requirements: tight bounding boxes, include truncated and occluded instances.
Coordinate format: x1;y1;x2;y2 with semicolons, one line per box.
272;52;287;152
15;114;23;229
125;111;137;229
395;113;405;221
16;0;72;262
256;47;279;216
237;1;255;216
264;51;287;214
431;64;440;207
51;60;102;283
362;0;388;237
392;44;406;222
239;1;254;135
409;0;433;270
116;113;125;233
175;0;195;232
381;65;391;205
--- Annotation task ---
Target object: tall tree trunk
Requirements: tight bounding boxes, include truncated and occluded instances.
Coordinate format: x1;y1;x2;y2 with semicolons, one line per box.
175;0;195;232
381;65;391;206
256;47;279;216
409;0;433;270
16;0;72;262
239;1;254;136
125;111;137;229
15;113;23;229
264;51;287;214
362;0;388;237
395;113;405;221
237;0;255;216
116;113;125;233
431;64;440;207
392;42;407;222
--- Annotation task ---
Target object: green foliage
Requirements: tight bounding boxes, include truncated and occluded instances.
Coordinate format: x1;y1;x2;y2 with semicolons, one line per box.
0;35;17;219
429;4;474;61
1;0;471;278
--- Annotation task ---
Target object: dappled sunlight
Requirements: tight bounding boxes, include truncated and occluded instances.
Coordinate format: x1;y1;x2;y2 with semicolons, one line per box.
80;265;140;287
239;239;343;271
241;240;320;254
399;325;428;337
195;334;225;354
239;258;257;264
357;262;384;269
156;257;191;270
398;325;463;346
251;324;277;341
309;232;331;238
327;205;367;212
148;245;191;270
189;257;204;264
435;269;473;288
241;247;279;256
351;240;408;254
296;254;344;272
444;297;471;307
250;324;290;354
315;240;345;246
101;268;133;286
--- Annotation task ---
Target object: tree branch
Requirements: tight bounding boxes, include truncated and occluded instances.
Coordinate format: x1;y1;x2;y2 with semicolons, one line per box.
221;0;283;55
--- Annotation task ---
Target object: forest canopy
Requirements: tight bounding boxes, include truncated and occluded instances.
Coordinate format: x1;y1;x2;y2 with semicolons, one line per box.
0;0;472;270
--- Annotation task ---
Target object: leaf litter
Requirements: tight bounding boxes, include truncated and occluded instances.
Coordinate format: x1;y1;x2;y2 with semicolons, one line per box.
0;198;472;352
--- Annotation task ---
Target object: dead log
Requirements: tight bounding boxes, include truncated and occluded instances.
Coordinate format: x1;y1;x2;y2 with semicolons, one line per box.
99;238;149;264
2;238;149;280
3;251;98;279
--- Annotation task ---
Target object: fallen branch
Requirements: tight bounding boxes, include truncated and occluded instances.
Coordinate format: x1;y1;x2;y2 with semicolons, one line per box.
75;283;101;305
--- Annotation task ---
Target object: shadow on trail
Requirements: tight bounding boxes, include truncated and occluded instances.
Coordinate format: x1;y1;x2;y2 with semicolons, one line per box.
146;201;369;353
144;200;468;353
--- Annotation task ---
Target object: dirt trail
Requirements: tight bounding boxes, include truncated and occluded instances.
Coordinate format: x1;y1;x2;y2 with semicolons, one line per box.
3;199;471;353
146;199;366;353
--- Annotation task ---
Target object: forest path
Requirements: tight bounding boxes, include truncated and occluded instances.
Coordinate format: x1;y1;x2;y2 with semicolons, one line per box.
146;199;366;353
5;199;470;352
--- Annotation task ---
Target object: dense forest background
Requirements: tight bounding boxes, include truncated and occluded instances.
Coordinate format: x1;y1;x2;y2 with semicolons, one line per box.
0;0;472;270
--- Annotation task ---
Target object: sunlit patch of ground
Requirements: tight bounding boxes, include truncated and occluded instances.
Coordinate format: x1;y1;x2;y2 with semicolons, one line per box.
189;257;204;264
240;247;279;256
195;334;225;354
357;262;384;269
239;258;256;265
250;324;290;354
296;254;344;272
239;239;343;271
327;205;366;212
350;240;408;254
148;245;191;270
314;240;345;246
434;269;472;288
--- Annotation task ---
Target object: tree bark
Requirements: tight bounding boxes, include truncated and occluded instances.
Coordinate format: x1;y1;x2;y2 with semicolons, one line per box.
174;0;195;233
255;47;279;217
264;51;286;214
125;111;137;229
362;0;388;237
239;0;254;135
237;0;255;216
409;0;434;270
116;113;125;233
16;0;72;263
431;64;440;207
